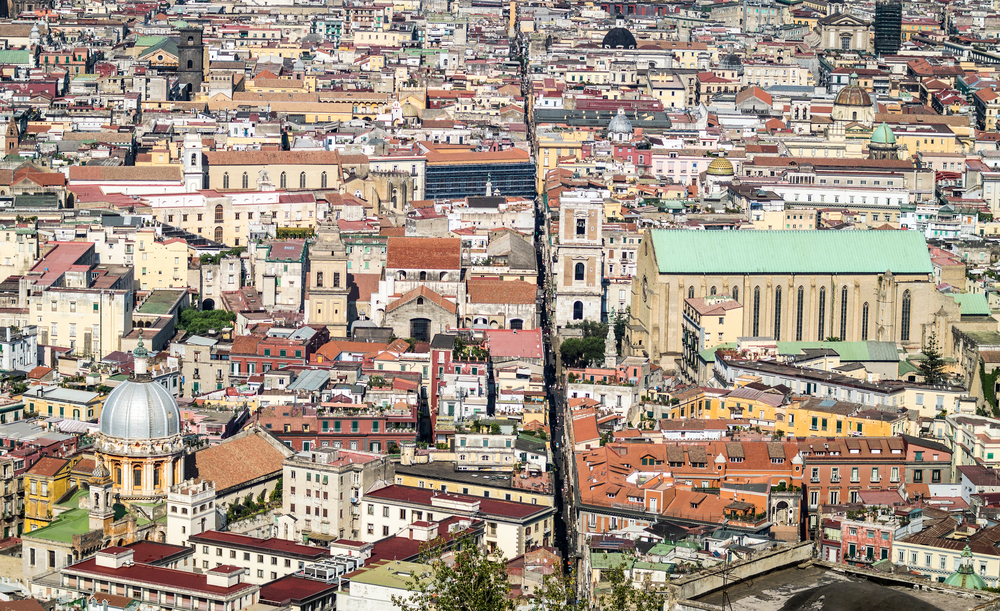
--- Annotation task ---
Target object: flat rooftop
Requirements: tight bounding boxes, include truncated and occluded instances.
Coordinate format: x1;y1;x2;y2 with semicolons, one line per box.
693;563;992;611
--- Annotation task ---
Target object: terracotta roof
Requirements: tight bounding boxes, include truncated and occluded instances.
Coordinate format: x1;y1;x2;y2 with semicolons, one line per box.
467;278;536;305
204;150;351;166
68;166;182;182
231;335;263;355
27;456;69;477
386;237;461;270
187;431;287;492
386;286;457;314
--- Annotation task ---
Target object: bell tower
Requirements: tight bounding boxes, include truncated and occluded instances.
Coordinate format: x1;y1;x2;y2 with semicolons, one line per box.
177;26;205;98
89;461;115;534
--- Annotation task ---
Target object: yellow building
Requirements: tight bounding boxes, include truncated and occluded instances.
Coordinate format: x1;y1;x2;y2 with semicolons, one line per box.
668;387;901;437
22;385;103;422
134;230;189;291
393;462;554;507
535;127;590;192
681;296;743;376
23;456;77;532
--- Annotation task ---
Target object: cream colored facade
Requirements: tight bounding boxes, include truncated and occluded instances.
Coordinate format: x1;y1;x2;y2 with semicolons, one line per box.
630;231;961;369
0;228;38;279
28;287;133;358
535;127;588;193
305;223;350;335
134;232;189;291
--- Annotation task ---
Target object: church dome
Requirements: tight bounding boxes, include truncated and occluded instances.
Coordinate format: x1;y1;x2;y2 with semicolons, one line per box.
99;339;180;441
602;13;636;49
608;108;633;134
944;545;988;590
401;102;420;118
707;157;735;176
835;73;872;107
871;122;896;144
719;53;744;75
100;380;180;440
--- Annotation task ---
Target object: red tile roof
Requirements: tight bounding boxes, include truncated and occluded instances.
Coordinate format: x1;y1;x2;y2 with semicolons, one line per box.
483;328;543;359
27;456;69;477
386;286;457;315
66;559;256;596
190;531;328;559
259;576;337;606
467;278;537;305
364;485;551;520
386;237;461;270
187;430;288;492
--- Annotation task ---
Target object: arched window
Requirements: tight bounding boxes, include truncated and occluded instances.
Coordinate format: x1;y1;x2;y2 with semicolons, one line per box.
733;286;739;303
688;286;695;299
840;286;848;340
154;467;160;487
214;226;223;242
214;204;223;223
861;302;869;341
901;290;911;342
419;271;427;281
280;172;287;189
710;286;716;296
795;286;805;341
115;467;121;485
773;286;782;341
574;263;584;281
188;36;194;43
573;301;584;320
752;287;761;336
133;466;142;488
187;59;193;69
321;172;327;189
417;297;424;305
190;153;197;165
316;272;323;288
223;172;229;189
817;286;826;341
852;111;858;121
241;173;248;189
299;172;306;189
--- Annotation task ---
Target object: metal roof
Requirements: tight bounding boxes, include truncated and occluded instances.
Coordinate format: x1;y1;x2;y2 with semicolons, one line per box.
649;230;933;275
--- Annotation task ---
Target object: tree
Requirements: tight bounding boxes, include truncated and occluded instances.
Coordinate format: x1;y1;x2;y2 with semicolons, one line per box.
270;479;283;503
919;332;947;386
178;308;237;334
560;336;606;368
532;572;581;611
391;539;515;611
599;562;666;611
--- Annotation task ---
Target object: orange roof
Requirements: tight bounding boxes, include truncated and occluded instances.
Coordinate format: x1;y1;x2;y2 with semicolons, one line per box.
385;286;457;314
467;278;537;305
386;237;461;270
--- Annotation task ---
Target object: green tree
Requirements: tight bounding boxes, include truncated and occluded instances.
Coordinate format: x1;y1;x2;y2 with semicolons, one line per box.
560;336;606;368
599;562;666;611
391;539;514;611
270;479;283;503
919;332;947;386
178;308;238;334
533;572;581;611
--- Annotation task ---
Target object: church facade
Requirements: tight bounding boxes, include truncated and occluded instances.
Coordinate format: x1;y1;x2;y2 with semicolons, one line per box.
628;230;975;369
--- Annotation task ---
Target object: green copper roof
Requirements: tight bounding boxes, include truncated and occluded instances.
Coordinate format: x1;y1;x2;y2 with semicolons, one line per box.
952;293;991;316
871;122;896;144
944;546;988;589
648;230;933;275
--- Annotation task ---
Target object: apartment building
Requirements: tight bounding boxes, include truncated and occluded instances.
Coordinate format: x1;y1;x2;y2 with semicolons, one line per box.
189;531;329;584
281;448;393;541
360;485;555;559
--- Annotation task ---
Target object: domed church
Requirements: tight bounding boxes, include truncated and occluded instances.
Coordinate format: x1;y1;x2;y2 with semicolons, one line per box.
92;337;186;501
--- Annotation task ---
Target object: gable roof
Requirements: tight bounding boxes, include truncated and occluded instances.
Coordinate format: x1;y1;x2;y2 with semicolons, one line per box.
186;426;292;493
648;230;933;275
467;278;537;305
386;286;457;314
386;237;461;270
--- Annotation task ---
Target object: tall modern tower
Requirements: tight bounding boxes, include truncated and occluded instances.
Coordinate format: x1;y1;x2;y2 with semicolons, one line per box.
177;26;205;98
874;0;902;57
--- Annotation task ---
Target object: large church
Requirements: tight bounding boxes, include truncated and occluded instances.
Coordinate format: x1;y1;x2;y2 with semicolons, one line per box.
627;230;988;369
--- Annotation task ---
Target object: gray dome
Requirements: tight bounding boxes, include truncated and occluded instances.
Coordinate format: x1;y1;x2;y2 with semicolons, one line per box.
99;379;181;440
720;53;744;75
608;109;633;133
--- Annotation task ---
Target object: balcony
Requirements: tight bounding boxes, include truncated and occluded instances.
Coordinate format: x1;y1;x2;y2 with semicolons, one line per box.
810;476;820;483
830;475;841;483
